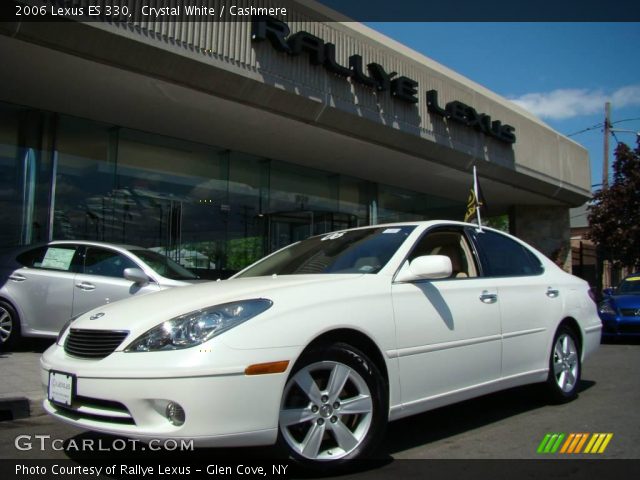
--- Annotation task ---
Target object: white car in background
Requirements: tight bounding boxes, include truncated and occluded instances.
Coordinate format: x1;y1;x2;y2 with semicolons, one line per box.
41;222;601;466
0;241;199;347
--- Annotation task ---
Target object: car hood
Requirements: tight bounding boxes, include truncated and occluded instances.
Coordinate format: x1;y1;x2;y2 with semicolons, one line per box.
68;274;363;338
609;294;640;309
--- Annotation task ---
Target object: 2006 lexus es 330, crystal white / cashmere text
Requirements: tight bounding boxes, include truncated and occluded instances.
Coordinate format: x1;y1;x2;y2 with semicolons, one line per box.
41;221;601;466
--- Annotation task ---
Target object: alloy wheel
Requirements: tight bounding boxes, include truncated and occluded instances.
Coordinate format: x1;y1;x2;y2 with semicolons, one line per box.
0;307;12;344
553;333;579;393
279;360;373;461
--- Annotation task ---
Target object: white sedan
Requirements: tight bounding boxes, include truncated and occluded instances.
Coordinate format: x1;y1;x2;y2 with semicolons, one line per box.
41;221;601;466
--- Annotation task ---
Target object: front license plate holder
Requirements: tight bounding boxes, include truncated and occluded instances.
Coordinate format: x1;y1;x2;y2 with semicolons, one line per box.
48;370;75;407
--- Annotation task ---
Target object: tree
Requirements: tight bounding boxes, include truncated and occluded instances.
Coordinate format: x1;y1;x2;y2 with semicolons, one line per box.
587;140;640;270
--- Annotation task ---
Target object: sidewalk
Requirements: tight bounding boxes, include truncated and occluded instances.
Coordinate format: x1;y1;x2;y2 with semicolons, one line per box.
0;340;51;421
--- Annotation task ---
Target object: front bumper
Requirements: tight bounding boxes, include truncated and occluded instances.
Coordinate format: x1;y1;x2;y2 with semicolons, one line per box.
600;314;640;337
41;342;299;447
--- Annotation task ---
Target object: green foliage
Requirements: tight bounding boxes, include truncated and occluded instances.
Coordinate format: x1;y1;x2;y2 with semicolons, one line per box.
588;140;640;269
484;214;509;232
226;237;264;270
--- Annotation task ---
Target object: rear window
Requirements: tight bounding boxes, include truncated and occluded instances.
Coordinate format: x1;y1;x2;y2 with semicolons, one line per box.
470;229;544;277
16;245;80;272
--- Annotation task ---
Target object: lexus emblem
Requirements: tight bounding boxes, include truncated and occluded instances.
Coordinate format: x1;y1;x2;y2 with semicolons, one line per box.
89;312;105;320
635;309;640;317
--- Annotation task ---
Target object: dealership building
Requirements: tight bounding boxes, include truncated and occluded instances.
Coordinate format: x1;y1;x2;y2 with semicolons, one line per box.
0;1;591;278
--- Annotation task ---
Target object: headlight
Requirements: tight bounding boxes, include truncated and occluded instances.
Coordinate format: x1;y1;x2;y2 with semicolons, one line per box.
598;301;616;316
125;299;273;352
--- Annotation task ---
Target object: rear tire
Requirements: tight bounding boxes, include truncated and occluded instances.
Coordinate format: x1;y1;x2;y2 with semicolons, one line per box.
277;343;387;468
0;301;20;350
545;326;581;403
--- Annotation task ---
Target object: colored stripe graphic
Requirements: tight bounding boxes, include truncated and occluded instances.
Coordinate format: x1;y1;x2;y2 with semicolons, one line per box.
538;433;613;454
537;433;565;453
584;433;614;454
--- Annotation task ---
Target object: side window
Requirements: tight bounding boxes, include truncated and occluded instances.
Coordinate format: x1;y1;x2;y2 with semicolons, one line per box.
409;230;478;279
83;248;137;278
17;245;79;272
16;247;47;267
471;230;544;277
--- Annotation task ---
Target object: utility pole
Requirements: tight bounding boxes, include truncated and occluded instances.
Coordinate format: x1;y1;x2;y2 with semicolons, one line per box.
603;102;611;189
600;102;612;290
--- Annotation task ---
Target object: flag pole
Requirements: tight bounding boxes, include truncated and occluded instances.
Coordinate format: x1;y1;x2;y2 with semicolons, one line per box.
473;165;483;231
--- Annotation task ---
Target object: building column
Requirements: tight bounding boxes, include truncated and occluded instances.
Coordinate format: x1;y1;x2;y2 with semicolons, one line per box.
510;205;571;272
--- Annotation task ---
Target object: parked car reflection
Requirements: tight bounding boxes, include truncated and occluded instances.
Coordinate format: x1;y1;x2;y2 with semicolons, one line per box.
0;241;200;348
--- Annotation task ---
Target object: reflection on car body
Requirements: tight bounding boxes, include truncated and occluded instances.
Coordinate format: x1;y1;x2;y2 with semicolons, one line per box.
0;241;199;347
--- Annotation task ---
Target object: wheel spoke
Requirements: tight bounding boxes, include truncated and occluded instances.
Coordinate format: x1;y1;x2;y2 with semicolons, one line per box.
557;371;567;390
565;369;576;387
294;369;322;404
300;422;325;458
561;336;569;355
0;310;10;341
554;343;563;360
326;364;350;402
553;360;564;375
339;394;372;415
280;407;315;427
329;419;359;452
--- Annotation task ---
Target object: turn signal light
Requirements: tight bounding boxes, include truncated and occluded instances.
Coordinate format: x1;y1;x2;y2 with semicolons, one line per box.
245;361;290;375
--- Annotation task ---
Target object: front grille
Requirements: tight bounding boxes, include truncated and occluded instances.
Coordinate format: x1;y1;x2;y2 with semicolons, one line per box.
64;329;129;359
620;308;640;318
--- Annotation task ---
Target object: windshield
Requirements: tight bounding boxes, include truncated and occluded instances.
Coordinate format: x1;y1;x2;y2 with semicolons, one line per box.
129;250;199;280
236;226;415;278
618;276;640;294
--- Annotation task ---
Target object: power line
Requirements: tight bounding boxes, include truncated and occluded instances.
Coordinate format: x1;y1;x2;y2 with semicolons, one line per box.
567;122;604;137
566;117;640;138
612;117;640;125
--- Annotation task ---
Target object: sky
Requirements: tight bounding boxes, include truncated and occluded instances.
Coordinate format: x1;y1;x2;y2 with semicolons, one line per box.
366;22;640;192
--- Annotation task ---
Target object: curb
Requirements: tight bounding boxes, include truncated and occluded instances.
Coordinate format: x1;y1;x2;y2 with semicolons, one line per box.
0;397;31;421
0;395;46;422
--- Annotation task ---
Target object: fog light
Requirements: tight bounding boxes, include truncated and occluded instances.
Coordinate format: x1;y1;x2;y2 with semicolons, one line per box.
165;402;185;426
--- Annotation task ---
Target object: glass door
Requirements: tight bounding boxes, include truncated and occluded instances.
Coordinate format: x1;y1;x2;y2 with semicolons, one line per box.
266;211;358;253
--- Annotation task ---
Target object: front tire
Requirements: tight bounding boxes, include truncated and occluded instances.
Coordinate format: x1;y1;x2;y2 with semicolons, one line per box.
0;301;20;350
545;326;581;403
278;343;387;466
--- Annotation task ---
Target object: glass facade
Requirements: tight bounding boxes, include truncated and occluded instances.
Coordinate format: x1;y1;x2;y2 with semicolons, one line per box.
0;101;465;278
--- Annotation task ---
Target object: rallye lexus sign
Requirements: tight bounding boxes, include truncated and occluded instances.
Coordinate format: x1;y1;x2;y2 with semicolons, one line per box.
251;17;516;144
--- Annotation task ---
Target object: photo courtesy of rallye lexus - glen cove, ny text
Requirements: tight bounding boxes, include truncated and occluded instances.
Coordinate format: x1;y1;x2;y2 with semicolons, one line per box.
0;2;603;470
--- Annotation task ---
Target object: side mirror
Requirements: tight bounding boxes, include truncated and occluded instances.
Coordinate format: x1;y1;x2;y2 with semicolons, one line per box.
395;255;453;283
602;287;614;297
124;267;150;285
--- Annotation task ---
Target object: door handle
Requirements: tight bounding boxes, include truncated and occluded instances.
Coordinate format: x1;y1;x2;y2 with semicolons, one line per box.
9;274;26;282
75;282;96;291
546;287;560;298
479;291;498;304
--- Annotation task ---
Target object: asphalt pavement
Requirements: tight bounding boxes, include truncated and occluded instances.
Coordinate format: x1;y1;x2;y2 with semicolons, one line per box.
1;338;639;461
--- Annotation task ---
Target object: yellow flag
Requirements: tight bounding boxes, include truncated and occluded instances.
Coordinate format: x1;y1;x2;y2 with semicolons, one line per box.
464;189;478;222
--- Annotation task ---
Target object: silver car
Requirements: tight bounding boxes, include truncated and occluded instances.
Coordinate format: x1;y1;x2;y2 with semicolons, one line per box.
0;241;200;348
